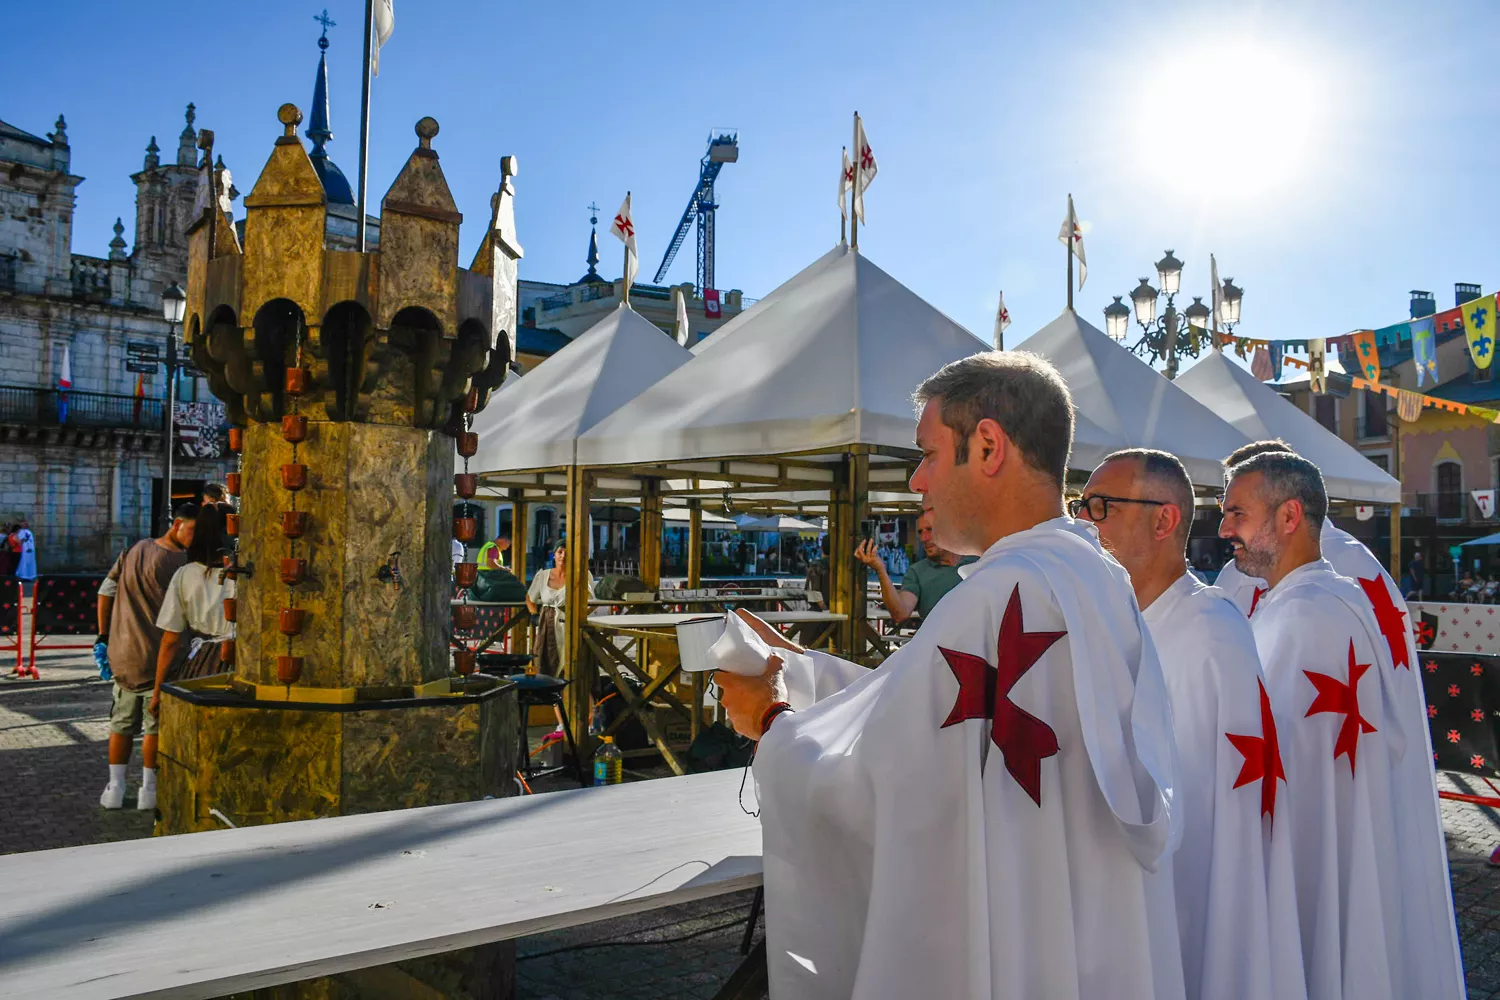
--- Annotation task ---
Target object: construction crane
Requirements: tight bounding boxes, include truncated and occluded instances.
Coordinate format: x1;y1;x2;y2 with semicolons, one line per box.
653;132;738;293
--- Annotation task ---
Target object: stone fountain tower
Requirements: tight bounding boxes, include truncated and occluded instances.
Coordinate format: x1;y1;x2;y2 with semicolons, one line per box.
158;103;523;841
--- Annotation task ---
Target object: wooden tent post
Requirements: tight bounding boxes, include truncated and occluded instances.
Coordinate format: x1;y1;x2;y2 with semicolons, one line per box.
511;490;530;654
829;457;857;656
640;480;663;589
565;466;594;763
1390;419;1403;578
848;451;870;658
687;499;703;588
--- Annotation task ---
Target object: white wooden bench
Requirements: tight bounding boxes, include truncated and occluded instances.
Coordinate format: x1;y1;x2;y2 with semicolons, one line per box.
0;770;761;999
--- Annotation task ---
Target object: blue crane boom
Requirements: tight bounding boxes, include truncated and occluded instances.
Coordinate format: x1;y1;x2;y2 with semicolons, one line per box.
653;132;738;293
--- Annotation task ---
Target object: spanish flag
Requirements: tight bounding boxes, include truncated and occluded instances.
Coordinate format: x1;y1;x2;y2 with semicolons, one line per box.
1463;293;1497;370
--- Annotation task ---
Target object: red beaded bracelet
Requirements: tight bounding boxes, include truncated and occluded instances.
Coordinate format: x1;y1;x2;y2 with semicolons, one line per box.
759;701;793;738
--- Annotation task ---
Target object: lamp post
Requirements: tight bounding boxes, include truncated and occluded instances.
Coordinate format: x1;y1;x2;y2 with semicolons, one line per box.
1107;250;1243;379
160;283;187;528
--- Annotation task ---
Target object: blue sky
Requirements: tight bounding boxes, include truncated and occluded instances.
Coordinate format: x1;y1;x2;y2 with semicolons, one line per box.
6;1;1496;356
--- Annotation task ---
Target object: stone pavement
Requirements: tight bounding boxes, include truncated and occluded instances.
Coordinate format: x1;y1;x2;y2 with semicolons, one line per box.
2;641;1498;998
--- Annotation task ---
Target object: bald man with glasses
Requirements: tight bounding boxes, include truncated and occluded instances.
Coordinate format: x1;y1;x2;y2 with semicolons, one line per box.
1077;449;1305;1000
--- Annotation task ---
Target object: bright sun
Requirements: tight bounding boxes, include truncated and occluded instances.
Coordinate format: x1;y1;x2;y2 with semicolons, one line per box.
1131;39;1332;201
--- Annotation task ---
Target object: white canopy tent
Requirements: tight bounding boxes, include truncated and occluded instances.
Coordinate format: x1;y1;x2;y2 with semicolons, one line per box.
663;507;735;525
740;515;823;533
1015;310;1252;486
1174;350;1402;502
578;245;1084;465
469;303;692;473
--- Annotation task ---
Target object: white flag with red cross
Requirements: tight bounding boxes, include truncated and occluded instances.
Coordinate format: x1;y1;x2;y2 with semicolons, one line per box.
993;293;1011;350
853;115;877;224
611;192;638;288
1058;194;1086;290
839;147;854;221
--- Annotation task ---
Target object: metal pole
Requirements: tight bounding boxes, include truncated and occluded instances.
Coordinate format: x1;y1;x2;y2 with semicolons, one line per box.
1066;229;1074;312
850;113;860;252
356;0;374;253
1390;418;1403;578
162;325;177;530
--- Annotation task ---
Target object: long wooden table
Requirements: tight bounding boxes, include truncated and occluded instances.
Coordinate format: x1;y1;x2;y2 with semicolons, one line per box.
580;611;848;775
0;770;761;999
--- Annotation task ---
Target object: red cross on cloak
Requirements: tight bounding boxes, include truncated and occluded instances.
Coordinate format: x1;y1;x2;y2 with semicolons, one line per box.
1357;575;1410;669
939;584;1066;806
1304;639;1378;776
1226;678;1287;823
1249;586;1269;617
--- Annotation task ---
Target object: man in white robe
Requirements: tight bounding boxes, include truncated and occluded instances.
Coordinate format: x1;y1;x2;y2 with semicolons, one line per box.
1218;441;1464;997
1220;451;1458;1000
1077;449;1304;1000
717;352;1186;1000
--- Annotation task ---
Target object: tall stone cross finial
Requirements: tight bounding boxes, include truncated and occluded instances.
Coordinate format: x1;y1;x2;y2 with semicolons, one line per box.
185;103;196;129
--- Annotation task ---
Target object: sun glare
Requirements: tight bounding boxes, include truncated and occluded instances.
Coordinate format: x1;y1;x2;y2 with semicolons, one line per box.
1131;39;1331;202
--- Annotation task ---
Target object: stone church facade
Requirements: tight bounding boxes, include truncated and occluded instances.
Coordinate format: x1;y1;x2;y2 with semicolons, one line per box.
0;106;231;572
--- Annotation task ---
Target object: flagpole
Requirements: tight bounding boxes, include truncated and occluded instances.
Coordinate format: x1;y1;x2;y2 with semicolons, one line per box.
356;0;374;253
1210;253;1221;351
1065;193;1073;312
622;191;631;306
850;113;860;252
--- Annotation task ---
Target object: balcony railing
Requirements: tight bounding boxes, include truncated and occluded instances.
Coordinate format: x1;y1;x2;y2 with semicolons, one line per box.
0;385;163;430
1409;491;1489;523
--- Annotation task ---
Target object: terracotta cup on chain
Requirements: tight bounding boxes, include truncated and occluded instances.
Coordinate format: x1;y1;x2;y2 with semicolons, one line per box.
280;463;307;491
281;510;309;538
281;414;308;443
225;513;240;536
453;604;476;631
220;640;236;666
454;562;478;588
225;472;242;497
276;655;303;684
284;368;309;395
223;597;236;623
463;387;480;413
454;473;477;499
453;650;477;676
279;557;307;586
228;427;243;452
457;432;479;458
454;517;477;543
278;607;307;636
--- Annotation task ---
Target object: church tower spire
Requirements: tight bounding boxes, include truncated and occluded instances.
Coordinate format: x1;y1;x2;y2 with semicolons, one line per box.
581;202;604;283
305;9;354;204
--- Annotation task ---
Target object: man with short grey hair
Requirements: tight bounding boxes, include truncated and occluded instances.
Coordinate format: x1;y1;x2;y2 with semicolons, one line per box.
717;350;1186;1000
1079;449;1303;999
1220;452;1456;999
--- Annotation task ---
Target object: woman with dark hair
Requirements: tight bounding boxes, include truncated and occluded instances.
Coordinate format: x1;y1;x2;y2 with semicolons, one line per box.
525;541;595;676
149;503;236;715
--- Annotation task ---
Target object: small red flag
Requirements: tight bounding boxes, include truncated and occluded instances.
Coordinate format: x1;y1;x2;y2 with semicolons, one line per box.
704;288;721;319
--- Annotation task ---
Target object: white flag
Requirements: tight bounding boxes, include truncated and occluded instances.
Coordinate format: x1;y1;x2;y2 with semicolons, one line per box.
852;114;877;224
673;287;690;346
839;146;853;221
1058;194;1086;289
1211;253;1224;329
611;192;638;288
1474;489;1497;519
993;292;1011;350
371;0;395;76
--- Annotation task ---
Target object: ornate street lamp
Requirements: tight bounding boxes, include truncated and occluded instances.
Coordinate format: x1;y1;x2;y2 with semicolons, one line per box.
161;283;187;529
1107;251;1245;379
1103;296;1131;341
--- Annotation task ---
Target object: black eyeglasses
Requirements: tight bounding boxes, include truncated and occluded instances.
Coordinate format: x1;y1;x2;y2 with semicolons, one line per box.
1068;494;1170;522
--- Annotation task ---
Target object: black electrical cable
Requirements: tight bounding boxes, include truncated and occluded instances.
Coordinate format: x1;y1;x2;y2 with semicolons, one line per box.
517;914;755;962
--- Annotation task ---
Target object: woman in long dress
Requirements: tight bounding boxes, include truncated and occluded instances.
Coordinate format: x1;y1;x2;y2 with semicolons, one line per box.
525;542;595;676
148;504;235;715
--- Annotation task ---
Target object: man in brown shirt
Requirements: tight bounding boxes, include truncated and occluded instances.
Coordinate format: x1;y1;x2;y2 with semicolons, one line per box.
95;504;195;811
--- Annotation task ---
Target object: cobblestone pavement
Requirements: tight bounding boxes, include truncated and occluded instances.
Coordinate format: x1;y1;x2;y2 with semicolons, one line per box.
4;642;1500;998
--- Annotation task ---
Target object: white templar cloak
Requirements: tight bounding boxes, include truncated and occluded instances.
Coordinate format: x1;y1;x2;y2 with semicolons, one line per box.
1318;526;1465;999
1143;574;1306;1000
1219;526;1462;996
754;518;1186;1000
1251;559;1429;1000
